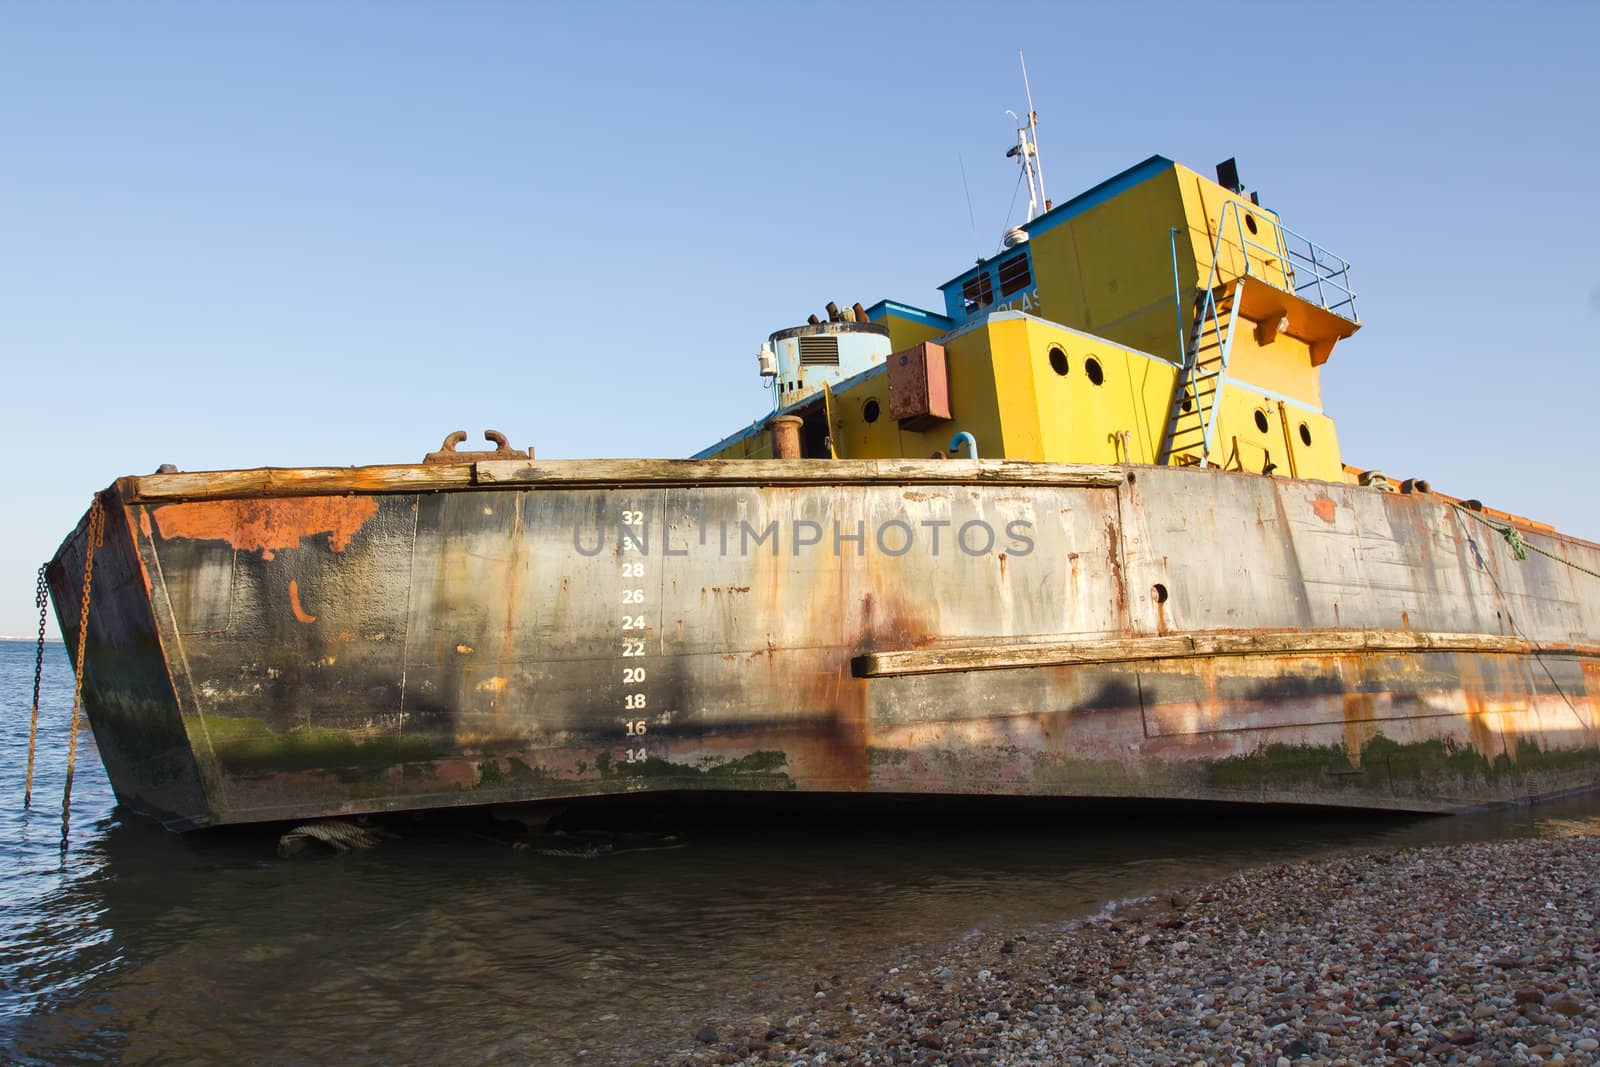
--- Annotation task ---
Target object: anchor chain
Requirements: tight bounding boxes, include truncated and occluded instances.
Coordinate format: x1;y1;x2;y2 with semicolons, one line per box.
23;565;48;808
62;496;105;831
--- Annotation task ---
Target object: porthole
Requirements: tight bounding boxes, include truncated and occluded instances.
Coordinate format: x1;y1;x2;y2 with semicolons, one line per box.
1048;345;1069;376
1299;422;1312;446
1084;357;1104;386
862;398;881;424
1152;583;1169;604
1180;396;1193;413
1245;213;1258;235
1253;409;1270;434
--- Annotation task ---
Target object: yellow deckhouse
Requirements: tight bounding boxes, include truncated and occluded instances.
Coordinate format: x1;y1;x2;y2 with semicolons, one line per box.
700;154;1361;485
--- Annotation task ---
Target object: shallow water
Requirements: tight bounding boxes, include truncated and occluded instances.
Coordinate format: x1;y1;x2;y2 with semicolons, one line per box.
3;640;1597;1064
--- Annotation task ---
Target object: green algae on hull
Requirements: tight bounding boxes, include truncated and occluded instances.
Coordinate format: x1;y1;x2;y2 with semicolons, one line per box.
460;749;797;791
606;750;794;786
196;715;448;777
1206;735;1600;796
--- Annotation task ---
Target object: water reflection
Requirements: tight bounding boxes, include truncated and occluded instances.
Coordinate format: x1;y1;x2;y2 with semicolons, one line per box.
3;643;1597;1065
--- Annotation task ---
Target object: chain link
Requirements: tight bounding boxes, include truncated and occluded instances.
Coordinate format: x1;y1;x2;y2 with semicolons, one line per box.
62;497;105;829
23;565;49;808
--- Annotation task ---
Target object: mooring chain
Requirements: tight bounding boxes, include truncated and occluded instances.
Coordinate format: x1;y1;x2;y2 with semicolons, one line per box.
61;496;105;832
23;565;48;808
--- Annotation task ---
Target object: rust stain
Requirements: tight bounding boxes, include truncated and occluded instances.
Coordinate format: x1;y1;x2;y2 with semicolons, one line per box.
1456;655;1502;761
138;510;153;540
821;661;872;788
1311;494;1336;523
1197;656;1220;725
1105;518;1128;631
152;496;379;560
1466;710;1498;762
774;553;876;789
855;591;937;651
288;579;317;624
1581;661;1600;732
1341;691;1375;768
495;495;527;735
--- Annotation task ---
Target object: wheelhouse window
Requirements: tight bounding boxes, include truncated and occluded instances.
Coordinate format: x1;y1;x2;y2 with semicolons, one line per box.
960;272;993;314
996;251;1032;297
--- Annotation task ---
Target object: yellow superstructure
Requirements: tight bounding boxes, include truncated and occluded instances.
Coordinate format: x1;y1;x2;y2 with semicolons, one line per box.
699;154;1359;485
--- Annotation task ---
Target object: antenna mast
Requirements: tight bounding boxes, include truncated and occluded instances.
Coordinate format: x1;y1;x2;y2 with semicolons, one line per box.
1007;51;1049;223
1021;51;1046;214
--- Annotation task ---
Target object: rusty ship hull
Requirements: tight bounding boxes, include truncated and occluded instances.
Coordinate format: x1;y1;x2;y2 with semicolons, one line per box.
47;458;1600;830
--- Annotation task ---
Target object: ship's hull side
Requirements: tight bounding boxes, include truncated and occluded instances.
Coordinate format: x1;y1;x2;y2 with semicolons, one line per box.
46;491;210;826
50;461;1600;828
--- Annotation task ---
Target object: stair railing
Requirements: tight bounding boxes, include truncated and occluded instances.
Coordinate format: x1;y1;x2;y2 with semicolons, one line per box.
1164;201;1264;466
1212;197;1360;322
1163;199;1359;468
1278;225;1359;321
1211;197;1292;292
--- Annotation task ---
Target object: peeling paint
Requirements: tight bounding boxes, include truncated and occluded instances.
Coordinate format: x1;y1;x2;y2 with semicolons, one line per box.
152;496;379;560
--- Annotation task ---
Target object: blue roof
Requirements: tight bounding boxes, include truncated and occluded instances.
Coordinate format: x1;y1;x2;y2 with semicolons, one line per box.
938;154;1174;295
863;299;953;329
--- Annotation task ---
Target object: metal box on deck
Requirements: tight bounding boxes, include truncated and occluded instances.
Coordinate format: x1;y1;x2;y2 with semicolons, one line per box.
887;342;950;429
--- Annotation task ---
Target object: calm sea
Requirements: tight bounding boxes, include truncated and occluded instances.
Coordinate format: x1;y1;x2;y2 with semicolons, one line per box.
3;639;1597;1064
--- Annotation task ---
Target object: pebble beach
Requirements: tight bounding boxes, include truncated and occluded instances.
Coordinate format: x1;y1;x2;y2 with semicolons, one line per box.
668;833;1599;1066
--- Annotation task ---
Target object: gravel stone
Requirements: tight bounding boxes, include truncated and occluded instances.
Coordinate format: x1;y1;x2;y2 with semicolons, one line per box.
716;833;1600;1066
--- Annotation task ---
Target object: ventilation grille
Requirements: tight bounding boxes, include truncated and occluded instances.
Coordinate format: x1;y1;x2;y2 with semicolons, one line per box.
798;336;840;365
997;252;1032;296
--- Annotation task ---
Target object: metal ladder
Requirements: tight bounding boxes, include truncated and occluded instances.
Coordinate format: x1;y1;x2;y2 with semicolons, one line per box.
1158;278;1240;467
1159;196;1360;468
1160;198;1288;467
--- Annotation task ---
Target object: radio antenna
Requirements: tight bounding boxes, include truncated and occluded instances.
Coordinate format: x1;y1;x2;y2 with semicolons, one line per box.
1006;51;1048;223
1020;51;1046;212
958;152;982;262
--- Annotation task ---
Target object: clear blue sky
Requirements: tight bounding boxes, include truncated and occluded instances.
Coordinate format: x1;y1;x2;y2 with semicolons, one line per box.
2;1;1597;636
